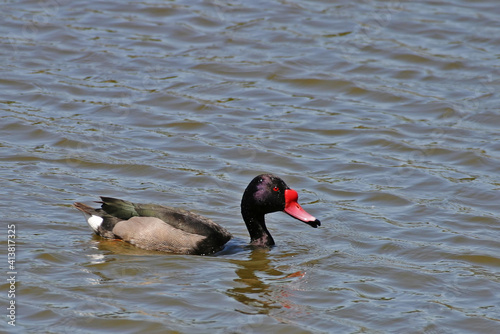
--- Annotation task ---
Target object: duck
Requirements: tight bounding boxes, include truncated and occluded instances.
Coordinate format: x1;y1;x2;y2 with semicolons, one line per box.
74;174;320;255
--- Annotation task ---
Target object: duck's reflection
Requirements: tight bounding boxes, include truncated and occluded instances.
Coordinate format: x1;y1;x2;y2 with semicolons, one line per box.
88;236;305;315
226;247;301;315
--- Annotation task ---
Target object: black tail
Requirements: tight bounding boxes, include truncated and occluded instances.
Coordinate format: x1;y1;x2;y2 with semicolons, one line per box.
74;200;121;239
73;202;99;216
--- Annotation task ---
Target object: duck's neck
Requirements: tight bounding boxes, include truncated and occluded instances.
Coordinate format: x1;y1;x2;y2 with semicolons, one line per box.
241;210;275;247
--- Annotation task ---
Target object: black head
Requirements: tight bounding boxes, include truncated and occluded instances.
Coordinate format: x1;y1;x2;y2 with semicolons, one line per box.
241;174;287;214
241;174;320;227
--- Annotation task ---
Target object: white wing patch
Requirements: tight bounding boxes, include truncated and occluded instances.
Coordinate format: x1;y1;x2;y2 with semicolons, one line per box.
87;215;103;233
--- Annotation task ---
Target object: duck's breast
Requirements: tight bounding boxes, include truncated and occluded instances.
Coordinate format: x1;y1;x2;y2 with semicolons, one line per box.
112;217;206;254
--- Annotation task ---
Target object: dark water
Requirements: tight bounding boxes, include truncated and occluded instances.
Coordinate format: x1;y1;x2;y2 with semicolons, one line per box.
1;0;500;333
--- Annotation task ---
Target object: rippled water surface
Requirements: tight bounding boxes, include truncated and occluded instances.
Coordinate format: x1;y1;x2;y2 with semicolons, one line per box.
2;0;500;333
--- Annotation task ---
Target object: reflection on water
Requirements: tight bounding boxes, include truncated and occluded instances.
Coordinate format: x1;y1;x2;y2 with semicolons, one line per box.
228;249;285;314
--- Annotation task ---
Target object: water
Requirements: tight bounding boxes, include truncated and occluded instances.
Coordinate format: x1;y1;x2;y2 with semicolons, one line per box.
1;0;500;333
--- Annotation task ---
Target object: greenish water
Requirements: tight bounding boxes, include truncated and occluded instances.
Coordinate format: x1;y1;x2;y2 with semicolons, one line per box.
1;0;500;333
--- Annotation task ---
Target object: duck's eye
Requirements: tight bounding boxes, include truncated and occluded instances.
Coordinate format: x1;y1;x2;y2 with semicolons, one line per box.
273;186;279;192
